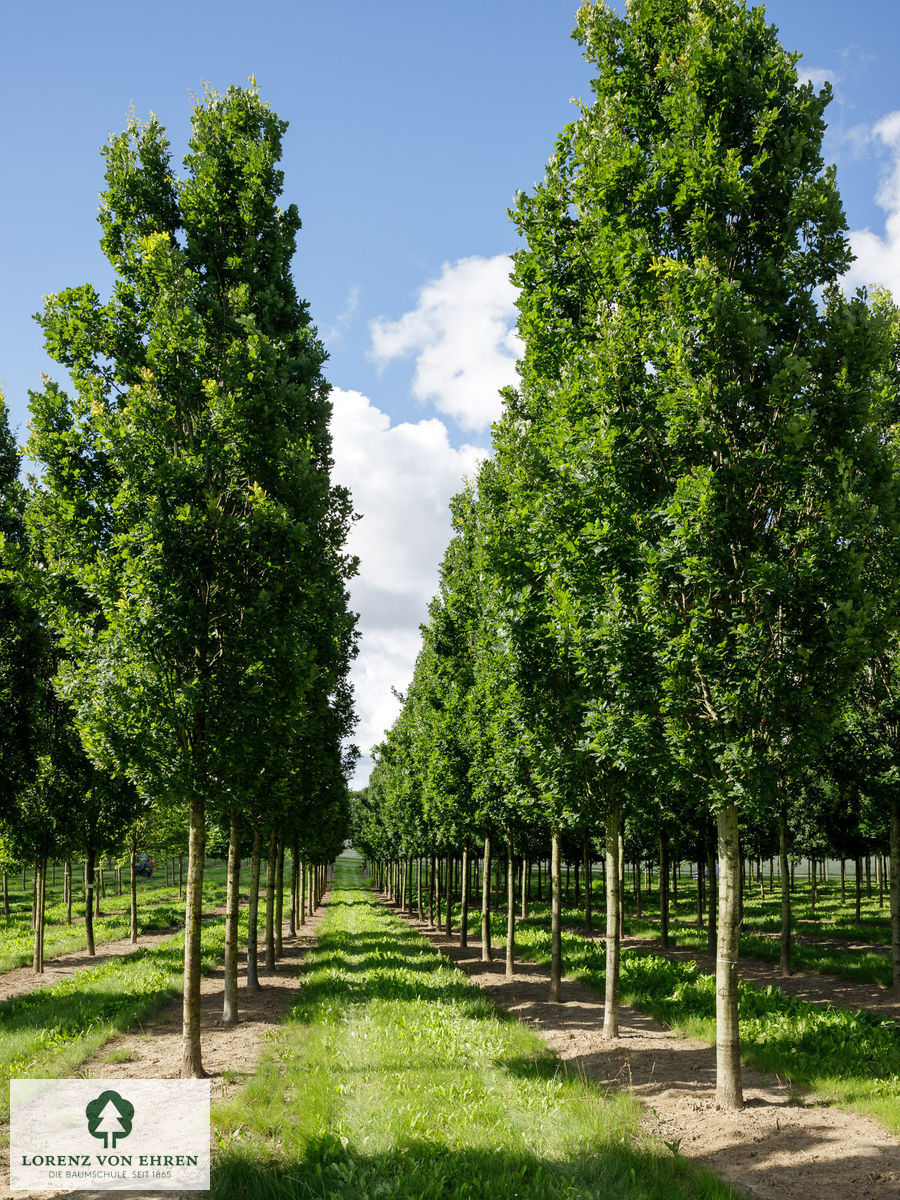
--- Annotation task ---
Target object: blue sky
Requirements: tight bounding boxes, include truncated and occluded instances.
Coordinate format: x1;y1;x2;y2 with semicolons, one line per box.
4;1;900;783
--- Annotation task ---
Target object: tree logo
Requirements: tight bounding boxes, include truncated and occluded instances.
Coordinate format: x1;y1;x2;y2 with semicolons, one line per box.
85;1090;134;1149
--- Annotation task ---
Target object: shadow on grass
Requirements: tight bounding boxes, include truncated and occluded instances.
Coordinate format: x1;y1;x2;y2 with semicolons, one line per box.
210;1134;730;1200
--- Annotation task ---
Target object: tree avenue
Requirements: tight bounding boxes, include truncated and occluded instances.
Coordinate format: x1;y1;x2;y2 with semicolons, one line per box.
361;0;900;1115
25;82;356;1077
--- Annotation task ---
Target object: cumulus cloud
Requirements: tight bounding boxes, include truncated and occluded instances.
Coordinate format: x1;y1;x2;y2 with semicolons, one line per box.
369;255;523;433
330;387;485;784
845;111;900;297
801;66;837;91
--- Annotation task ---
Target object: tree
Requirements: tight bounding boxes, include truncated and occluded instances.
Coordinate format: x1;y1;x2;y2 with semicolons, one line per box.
506;0;900;1108
0;396;40;828
27;82;355;1076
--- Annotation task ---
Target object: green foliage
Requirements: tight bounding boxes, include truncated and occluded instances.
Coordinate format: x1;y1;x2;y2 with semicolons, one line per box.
26;80;356;830
0;395;40;820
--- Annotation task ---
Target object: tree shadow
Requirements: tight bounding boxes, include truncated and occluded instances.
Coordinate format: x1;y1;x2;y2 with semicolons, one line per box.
208;1133;733;1200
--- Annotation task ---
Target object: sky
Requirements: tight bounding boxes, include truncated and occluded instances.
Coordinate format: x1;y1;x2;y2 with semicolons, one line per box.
4;1;900;786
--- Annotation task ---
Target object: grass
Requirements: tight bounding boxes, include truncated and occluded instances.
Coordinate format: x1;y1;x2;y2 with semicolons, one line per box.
0;911;239;1123
458;868;893;987
625;914;892;986
467;904;900;1134
0;858;230;972
211;860;738;1200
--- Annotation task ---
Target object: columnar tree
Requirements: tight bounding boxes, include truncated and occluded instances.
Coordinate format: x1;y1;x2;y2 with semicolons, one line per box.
27;83;355;1077
506;0;900;1107
0;398;40;832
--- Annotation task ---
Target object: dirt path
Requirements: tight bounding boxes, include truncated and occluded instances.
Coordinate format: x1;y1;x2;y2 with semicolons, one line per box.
0;895;330;1200
392;903;900;1200
0;909;227;1006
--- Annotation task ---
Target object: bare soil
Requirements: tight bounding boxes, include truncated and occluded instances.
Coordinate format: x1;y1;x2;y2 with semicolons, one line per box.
0;895;330;1200
393;903;900;1200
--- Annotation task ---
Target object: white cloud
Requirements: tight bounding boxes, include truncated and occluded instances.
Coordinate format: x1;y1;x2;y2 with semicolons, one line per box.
845;111;900;298
801;66;844;93
322;283;360;346
801;66;837;91
369;255;523;433
330;387;485;784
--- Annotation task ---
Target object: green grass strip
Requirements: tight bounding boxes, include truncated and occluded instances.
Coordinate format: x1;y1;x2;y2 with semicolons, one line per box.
211;861;737;1200
483;909;900;1134
0;861;230;972
623;914;891;986
0;912;237;1122
513;887;893;987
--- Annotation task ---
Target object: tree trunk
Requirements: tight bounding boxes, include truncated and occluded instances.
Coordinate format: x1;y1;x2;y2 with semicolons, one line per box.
840;857;846;905
583;835;592;933
715;804;742;1110
855;854;862;924
264;830;277;972
706;821;717;956
603;803;620;1038
429;853;436;927
289;842;298;937
522;857;529;920
2;869;8;919
32;856;46;974
275;839;285;959
780;811;791;978
481;837;492;962
223;807;242;1025
66;859;73;925
417;856;423;920
299;858;307;926
506;829;515;978
659;832;670;950
460;841;469;949
181;793;207;1078
445;853;452;935
617;830;625;939
130;840;138;944
85;849;96;956
891;801;900;992
550;829;562;1002
246;830;262;992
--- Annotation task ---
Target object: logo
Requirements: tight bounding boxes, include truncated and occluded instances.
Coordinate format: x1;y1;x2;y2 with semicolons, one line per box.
85;1090;134;1150
11;1079;209;1191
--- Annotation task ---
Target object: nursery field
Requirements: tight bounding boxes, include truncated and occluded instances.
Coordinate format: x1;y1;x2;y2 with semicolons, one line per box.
468;890;900;1132
209;859;737;1200
3;855;900;1200
0;859;228;974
